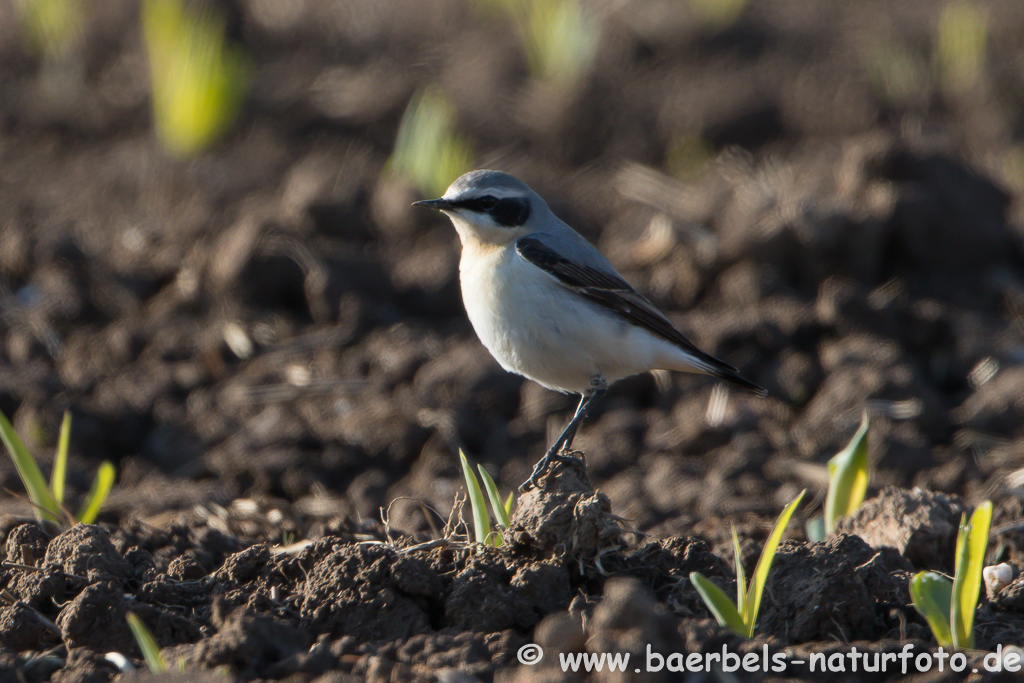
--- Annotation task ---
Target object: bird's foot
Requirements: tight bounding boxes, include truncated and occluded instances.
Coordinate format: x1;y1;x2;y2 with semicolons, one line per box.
519;450;586;492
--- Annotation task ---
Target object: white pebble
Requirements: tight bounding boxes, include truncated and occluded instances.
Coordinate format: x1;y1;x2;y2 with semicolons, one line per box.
983;563;1014;595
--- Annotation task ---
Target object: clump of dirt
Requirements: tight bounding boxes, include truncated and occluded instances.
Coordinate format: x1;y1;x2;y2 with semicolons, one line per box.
4;524;49;566
505;458;625;570
301;541;435;641
57;580;134;653
0;601;59;654
995;574;1024;613
46;524;133;582
759;534;916;644
835;486;969;573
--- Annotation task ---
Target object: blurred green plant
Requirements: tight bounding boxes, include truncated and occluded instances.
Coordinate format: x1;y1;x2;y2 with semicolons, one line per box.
389;88;474;199
666;134;714;181
690;490;805;638
935;0;988;94
824;412;870;532
459;450;515;547
143;0;249;157
864;41;928;107
0;410;115;526
910;500;992;649
474;0;598;87
15;0;83;57
521;0;598;86
126;612;168;673
689;0;747;30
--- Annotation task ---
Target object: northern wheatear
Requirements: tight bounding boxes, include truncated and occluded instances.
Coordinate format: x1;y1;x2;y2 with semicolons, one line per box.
414;170;765;490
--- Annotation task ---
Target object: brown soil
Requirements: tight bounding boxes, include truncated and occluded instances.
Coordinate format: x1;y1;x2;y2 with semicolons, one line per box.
2;0;1024;681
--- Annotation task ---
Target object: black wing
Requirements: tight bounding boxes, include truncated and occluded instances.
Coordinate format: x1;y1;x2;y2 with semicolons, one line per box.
515;236;766;396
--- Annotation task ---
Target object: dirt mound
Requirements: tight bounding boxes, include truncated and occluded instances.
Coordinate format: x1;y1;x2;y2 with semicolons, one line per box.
2;477;1021;680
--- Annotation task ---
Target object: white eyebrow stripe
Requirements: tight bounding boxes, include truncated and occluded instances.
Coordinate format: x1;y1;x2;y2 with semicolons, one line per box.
444;187;528;200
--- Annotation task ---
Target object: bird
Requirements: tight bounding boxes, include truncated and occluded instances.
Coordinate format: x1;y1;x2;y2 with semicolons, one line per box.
413;170;766;491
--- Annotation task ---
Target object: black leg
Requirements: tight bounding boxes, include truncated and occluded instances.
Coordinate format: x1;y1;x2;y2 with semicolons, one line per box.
520;379;607;491
555;391;598;454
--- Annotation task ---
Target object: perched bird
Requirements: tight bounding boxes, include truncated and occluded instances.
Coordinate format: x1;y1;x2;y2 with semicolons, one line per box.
414;170;765;490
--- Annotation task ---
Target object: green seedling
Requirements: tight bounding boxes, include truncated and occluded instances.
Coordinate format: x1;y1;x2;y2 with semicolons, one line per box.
459;451;515;547
666;134;715;181
389;88;473;199
690;489;806;638
911;500;992;649
143;0;249;157
477;463;513;529
459;450;491;545
126;612;168;673
689;0;747;30
824;412;870;532
935;0;988;94
520;0;598;87
473;0;598;87
864;41;927;107
15;0;83;57
0;409;115;526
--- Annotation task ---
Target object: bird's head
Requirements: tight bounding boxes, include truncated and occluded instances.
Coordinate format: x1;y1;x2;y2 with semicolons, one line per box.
413;170;545;246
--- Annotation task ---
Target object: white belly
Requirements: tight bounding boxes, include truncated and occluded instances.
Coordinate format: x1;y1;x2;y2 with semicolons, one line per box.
459;243;687;394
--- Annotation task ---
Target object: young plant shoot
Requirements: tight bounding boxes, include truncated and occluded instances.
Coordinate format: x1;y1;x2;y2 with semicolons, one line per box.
459;451;514;547
824;411;870;532
0;410;115;526
910;500;992;649
143;0;249;157
691;489;806;638
126;613;168;673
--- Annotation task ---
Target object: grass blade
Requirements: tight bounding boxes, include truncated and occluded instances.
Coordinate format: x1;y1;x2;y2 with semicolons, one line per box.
51;411;71;504
731;523;746;609
690;572;747;636
459;451;491;545
744;489;805;637
960;501;992;639
910;571;954;647
950;512;969;647
126;612;167;672
477;465;511;528
504;491;514;518
0;410;61;524
76;461;115;524
951;501;991;648
824;412;869;531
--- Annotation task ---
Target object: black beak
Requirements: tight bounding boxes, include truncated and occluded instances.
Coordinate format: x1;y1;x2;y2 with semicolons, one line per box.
412;198;454;210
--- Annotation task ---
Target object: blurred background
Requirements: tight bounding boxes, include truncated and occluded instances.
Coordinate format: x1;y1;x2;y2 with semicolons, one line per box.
1;0;1023;538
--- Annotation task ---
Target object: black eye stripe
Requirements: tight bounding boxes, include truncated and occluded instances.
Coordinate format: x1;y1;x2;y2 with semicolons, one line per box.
490;197;531;226
455;196;498;213
451;196;531;227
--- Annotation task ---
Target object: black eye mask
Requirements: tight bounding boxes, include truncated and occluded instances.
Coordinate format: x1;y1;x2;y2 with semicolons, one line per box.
454;196;531;227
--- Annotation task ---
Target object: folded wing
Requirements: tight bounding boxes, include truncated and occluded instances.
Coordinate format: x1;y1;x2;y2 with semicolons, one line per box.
515;236;766;396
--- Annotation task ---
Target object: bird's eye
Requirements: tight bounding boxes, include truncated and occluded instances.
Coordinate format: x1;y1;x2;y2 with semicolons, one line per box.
477;196;498;210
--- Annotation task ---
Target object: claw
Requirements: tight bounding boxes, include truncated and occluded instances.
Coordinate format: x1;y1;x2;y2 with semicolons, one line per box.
519;454;550;492
518;451;585;491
